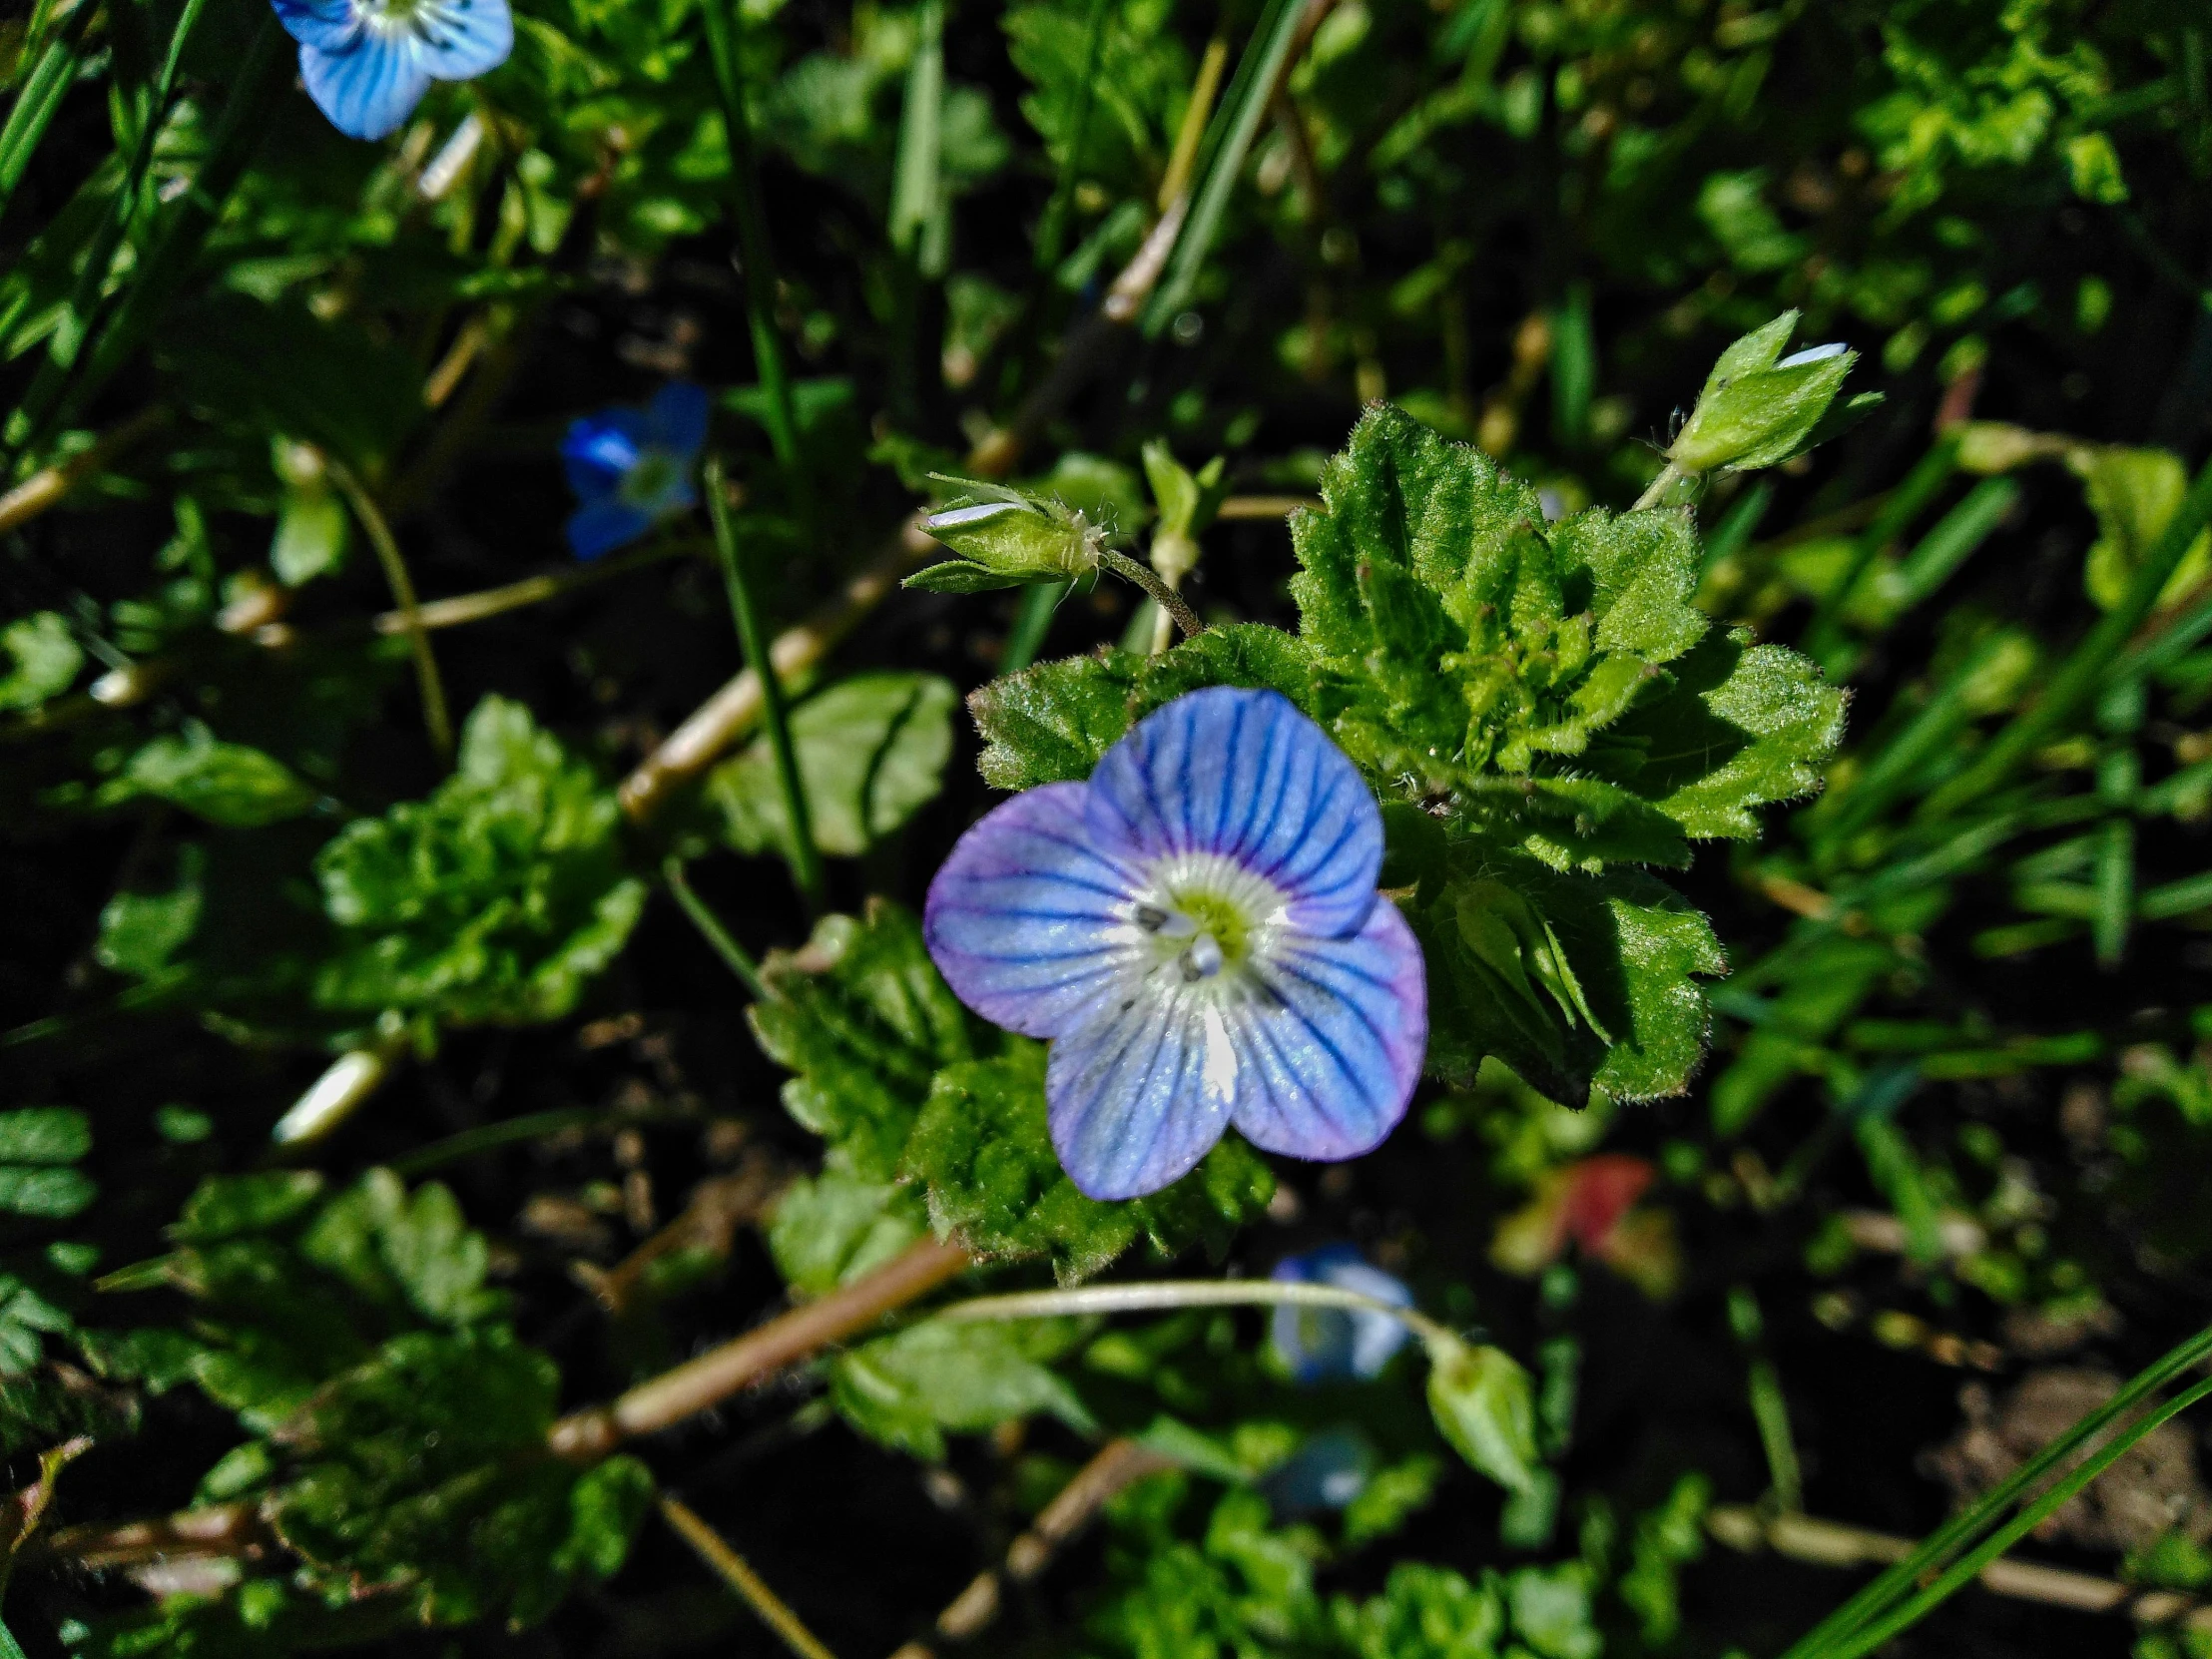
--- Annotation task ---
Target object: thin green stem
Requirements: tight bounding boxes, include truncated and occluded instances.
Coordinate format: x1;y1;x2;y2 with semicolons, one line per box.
663;858;770;1001
1001;581;1067;673
328;460;453;763
1098;548;1202;638
933;1279;1459;1352
703;457;825;912
700;0;800;473
0;0;94;225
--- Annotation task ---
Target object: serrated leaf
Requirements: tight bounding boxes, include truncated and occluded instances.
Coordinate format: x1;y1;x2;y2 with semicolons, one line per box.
313;696;646;1026
749;900;984;1179
970;648;1143;791
169;1171;327;1242
830;1318;1094;1460
300;1169;503;1327
1412;843;1724;1106
710;672;955;859
902;1040;1275;1284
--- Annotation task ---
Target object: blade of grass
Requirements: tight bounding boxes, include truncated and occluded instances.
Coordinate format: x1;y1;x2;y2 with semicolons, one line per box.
1778;1320;2212;1657
660;1496;842;1659
327;460;453;763
1035;0;1113;271
1000;581;1067;673
1800;437;1959;671
704;454;825;913
1138;0;1310;334
1923;451;2212;819
700;0;799;473
10;15;290;459
0;0;95;224
1698;479;1773;578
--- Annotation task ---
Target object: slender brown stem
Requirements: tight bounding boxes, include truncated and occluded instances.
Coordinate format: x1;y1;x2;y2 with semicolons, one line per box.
1098;548;1203;639
662;1495;841;1659
548;1236;973;1461
328;459;452;762
373;542;693;635
888;1437;1174;1659
0;406;169;535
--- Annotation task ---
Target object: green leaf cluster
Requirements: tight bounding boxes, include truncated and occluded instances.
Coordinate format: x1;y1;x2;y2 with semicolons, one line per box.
312;696;646;1027
103;1169;651;1628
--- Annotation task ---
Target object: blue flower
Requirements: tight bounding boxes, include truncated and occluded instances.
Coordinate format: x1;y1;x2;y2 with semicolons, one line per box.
272;0;513;143
1269;1244;1414;1382
1257;1426;1375;1517
924;686;1426;1201
559;383;712;562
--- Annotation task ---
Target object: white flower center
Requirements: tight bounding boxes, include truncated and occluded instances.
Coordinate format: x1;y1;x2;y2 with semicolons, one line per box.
1126;851;1289;995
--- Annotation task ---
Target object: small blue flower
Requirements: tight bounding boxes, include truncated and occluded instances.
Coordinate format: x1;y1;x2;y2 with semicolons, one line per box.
559;383;712;562
925;687;1426;1201
1257;1426;1375;1518
1270;1244;1414;1382
272;0;513;143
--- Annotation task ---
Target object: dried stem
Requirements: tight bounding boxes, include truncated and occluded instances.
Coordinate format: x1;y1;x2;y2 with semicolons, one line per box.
661;1495;841;1659
327;459;452;762
373;542;692;635
0;407;169;536
888;1437;1174;1659
548;1236;973;1461
1097;549;1203;639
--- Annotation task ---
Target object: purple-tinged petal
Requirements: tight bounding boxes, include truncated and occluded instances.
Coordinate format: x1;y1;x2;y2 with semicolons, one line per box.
924;782;1146;1039
561;411;648;497
1087;688;1382;938
409;0;512;79
1229;898;1424;1163
298;39;435;142
1270;1246;1413;1382
647;381;712;460
1046;991;1235;1200
566;499;653;562
271;0;361;53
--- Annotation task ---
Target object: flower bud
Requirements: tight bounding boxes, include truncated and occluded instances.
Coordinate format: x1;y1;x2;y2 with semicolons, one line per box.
907;481;1107;593
1668;310;1862;475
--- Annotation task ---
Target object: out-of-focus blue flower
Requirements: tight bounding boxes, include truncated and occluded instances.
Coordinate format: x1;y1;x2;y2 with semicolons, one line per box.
1270;1244;1414;1382
924;687;1426;1201
271;0;512;142
1257;1426;1375;1519
559;383;712;562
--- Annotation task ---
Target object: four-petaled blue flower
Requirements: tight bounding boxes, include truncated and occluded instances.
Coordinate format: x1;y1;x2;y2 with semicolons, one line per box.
560;383;712;562
273;0;513;143
1269;1244;1414;1383
924;687;1426;1202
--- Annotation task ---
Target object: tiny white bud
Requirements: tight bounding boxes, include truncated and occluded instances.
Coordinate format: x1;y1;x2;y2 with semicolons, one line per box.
1777;342;1848;367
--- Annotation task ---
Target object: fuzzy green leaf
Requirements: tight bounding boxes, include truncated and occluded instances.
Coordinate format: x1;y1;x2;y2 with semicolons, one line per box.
0;612;82;711
767;1167;929;1297
107;726;317;828
312;696;646;1027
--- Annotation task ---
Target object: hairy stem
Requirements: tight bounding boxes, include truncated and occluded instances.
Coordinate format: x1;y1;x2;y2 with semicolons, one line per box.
1097;548;1204;639
328;460;453;763
933;1278;1457;1351
1631;461;1686;512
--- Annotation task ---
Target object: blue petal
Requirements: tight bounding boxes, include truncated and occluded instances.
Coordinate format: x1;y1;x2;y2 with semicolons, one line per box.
566;499;653;561
1229;897;1425;1163
271;0;360;53
299;39;435;142
647;381;712;460
1256;1428;1374;1516
410;0;512;79
561;411;648;498
924;782;1144;1038
1270;1247;1413;1382
1046;990;1237;1200
1087;687;1382;937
